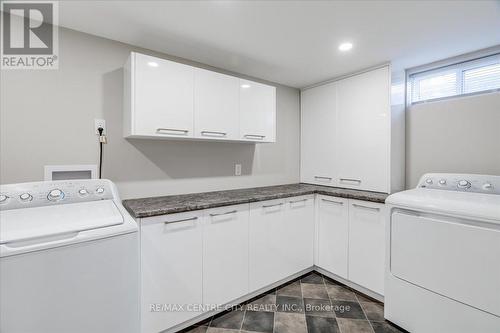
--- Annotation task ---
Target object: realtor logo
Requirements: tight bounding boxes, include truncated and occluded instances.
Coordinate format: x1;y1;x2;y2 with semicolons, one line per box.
1;1;59;69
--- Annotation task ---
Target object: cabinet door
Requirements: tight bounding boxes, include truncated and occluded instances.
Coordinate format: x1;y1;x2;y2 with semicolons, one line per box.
203;204;249;306
194;69;240;140
239;79;276;142
348;199;385;295
140;212;203;333
316;195;349;279
134;53;194;137
249;199;286;291
336;66;390;192
282;196;315;275
300;83;338;186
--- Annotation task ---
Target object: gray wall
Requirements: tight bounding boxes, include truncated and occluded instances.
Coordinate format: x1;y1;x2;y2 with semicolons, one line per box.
0;28;300;199
406;92;500;188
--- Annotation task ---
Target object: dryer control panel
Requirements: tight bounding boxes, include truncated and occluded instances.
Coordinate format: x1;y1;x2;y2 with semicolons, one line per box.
417;173;500;195
0;179;115;210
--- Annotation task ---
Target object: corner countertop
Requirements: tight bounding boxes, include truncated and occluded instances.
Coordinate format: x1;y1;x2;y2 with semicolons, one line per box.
122;183;389;218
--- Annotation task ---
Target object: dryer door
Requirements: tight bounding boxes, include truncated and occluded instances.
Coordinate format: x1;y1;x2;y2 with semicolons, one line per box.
390;211;500;317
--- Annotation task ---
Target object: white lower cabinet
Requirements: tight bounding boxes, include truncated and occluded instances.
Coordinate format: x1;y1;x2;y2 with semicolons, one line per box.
282;195;315;276
348;199;386;295
202;204;249;307
249;199;287;291
140;211;203;333
316;195;349;279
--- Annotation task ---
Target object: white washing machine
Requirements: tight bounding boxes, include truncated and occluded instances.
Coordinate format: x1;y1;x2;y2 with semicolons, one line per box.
385;173;500;333
0;179;139;333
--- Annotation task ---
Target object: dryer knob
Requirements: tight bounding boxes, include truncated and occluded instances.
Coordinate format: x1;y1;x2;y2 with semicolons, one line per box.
458;180;471;189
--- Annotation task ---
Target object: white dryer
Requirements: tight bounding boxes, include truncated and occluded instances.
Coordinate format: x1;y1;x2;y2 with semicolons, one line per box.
0;179;139;333
385;173;500;333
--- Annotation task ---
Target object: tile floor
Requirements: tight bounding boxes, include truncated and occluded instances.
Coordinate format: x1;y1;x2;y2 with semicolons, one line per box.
181;271;407;333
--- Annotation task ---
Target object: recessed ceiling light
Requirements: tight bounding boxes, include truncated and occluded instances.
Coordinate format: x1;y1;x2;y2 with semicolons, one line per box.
147;61;159;67
338;42;353;52
241;84;251;88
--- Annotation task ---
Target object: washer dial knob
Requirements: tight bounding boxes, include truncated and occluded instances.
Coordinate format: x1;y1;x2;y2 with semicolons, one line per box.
425;178;433;185
78;189;89;196
19;193;33;202
95;187;105;195
48;189;64;201
457;180;471;189
439;179;447;186
0;194;9;203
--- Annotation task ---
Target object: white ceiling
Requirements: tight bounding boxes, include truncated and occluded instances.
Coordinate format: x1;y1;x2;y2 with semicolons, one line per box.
59;0;500;88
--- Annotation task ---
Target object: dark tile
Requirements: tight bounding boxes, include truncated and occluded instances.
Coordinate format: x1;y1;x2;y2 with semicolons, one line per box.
302;283;329;300
241;310;274;333
326;285;357;301
274;312;307;333
360;302;384;322
304;298;334;318
331;300;367;320
277;280;302;297
371;321;407;333
246;294;277;312
276;295;304;313
305;315;341;333
301;272;324;284
210;309;245;329
337;318;374;333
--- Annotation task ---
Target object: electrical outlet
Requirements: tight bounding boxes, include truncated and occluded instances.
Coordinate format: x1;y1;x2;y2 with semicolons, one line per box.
94;119;106;135
235;164;242;176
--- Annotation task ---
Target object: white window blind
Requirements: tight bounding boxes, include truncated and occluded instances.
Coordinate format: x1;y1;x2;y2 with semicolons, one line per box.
409;53;500;104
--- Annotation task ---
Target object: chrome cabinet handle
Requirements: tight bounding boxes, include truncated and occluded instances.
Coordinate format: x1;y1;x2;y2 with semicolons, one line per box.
209;210;237;217
321;198;344;205
201;131;227;137
157;128;189;135
352;203;380;211
244;134;265;140
164;216;198;224
315;176;332;181
289;198;307;204
262;202;283;208
340;178;361;183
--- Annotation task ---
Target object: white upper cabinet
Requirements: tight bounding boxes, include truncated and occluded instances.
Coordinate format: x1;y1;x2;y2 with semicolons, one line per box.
336;67;390;192
128;53;195;138
194;69;240;140
124;52;276;143
300;65;397;193
300;82;338;186
239;79;276;142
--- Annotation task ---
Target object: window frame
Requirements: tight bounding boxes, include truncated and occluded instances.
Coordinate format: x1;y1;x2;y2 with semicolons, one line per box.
407;50;500;106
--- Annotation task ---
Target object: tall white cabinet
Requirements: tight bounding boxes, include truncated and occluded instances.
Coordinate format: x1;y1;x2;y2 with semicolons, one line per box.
301;65;403;193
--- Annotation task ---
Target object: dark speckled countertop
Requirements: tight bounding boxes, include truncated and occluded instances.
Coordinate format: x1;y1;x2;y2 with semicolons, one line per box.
122;183;388;218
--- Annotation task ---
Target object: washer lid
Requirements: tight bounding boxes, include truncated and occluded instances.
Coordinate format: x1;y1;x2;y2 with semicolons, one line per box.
386;188;500;223
0;200;124;245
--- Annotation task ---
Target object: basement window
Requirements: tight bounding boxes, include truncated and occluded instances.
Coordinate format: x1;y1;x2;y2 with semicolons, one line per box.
409;53;500;104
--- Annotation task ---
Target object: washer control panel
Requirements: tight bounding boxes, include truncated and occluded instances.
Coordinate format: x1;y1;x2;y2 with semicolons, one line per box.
0;179;114;210
417;173;500;195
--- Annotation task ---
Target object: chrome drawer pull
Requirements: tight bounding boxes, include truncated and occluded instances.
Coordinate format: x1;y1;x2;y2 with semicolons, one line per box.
352;203;380;211
201;131;227;137
209;210;237;217
164;216;198;224
156;128;189;135
315;176;332;180
289;198;307;204
244;134;265;139
321;198;344;205
340;178;361;183
262;202;283;208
